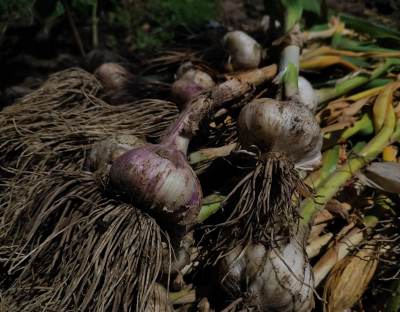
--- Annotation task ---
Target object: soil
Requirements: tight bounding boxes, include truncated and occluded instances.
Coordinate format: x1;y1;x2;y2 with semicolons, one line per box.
2;0;399;111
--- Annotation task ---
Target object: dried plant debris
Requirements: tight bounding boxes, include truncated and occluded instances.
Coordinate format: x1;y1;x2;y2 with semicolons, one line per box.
0;171;163;312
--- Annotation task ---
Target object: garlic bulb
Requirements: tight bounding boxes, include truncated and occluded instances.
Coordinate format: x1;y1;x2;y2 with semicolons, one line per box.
298;76;317;113
109;144;202;226
171;79;205;110
209;98;322;252
223;31;261;71
86;134;148;173
220;231;314;312
94;63;129;91
238;98;322;170
176;62;215;89
144;283;174;312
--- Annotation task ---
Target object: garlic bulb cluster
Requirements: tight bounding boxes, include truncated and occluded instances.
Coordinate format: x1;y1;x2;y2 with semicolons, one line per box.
109;144;202;226
238;98;323;170
298;76;317;113
220;231;314;312
176;62;215;89
223;31;261;71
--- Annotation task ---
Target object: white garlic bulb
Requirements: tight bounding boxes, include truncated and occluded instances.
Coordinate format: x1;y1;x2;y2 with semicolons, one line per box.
220;232;314;312
223;31;261;71
85;134;148;174
176;62;215;89
298;76;317;113
162;240;192;274
237;98;323;170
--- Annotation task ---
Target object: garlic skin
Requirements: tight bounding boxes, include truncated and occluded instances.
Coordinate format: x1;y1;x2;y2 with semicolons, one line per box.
220;232;314;312
109;144;202;226
144;283;174;312
237;98;323;170
162;240;192;274
223;31;261;71
298;76;317;113
86;134;148;173
94;63;129;90
176;62;215;89
171;79;205;110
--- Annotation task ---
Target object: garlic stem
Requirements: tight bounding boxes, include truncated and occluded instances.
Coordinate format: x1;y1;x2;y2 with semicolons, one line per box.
304;146;339;189
306;232;334;259
315;58;400;104
313;202;390;287
280;45;300;77
300;95;396;227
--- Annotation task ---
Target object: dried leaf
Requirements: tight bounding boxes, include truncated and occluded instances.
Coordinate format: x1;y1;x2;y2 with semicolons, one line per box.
356;161;400;193
323;242;381;312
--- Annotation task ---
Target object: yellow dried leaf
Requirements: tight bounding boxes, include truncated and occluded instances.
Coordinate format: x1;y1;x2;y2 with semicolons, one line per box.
323;242;381;312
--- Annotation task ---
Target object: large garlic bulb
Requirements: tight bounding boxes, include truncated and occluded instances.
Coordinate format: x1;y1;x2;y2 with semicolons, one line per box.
176;62;215;89
237;98;323;170
109;144;202;226
220;231;314;312
223;31;261;71
298;76;317;113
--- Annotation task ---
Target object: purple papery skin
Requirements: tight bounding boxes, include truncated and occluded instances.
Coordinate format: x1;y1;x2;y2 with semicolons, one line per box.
109;144;202;225
171;79;204;110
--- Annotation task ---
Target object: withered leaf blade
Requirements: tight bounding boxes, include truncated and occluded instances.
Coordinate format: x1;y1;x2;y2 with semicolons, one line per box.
357;162;400;194
323;242;381;312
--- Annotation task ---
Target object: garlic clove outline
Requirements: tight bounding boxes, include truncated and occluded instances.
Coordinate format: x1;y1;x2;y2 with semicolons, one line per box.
220;231;314;312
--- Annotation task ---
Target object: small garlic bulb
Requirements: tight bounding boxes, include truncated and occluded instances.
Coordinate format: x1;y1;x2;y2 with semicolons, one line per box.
176;62;215;89
86;134;148;173
223;31;261;71
162;240;192;274
220;232;314;312
298;76;317;113
237;98;323;170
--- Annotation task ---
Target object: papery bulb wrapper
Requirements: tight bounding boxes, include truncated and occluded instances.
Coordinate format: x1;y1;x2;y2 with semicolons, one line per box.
298;76;317;114
109;144;202;226
171;79;205;110
238;98;323;170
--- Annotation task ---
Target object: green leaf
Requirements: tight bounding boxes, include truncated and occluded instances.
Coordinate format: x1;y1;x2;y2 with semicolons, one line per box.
339;56;369;67
264;0;302;31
